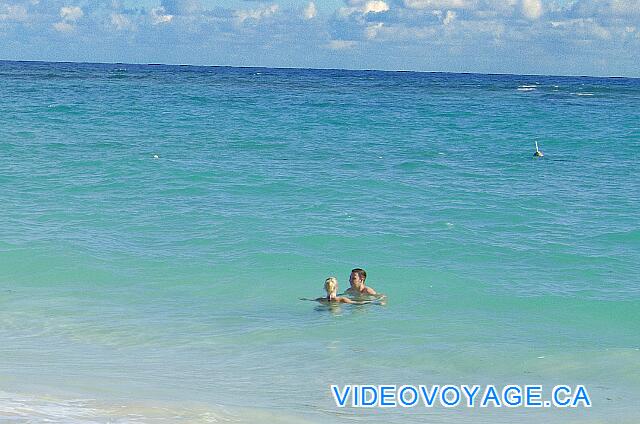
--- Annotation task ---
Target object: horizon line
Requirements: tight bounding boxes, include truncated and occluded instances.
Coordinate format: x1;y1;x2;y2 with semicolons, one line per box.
0;58;637;81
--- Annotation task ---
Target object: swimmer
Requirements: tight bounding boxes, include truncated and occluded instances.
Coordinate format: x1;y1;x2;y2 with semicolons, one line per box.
344;268;377;296
533;141;544;157
314;277;369;304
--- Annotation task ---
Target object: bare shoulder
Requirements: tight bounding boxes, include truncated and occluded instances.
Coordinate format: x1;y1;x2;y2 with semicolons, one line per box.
364;286;377;295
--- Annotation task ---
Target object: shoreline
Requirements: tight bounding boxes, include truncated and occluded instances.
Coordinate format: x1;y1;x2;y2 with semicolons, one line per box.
2;382;639;424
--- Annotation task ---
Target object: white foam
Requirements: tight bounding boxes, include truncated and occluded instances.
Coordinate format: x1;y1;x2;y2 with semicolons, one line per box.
0;390;250;423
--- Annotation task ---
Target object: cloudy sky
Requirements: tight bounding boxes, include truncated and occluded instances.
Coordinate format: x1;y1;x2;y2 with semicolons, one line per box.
1;0;639;76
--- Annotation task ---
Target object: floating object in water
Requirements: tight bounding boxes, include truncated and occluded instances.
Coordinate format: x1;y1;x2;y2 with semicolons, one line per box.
533;141;543;157
153;154;159;159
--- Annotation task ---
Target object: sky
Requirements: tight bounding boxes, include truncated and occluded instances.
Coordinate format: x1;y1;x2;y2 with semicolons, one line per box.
0;0;639;77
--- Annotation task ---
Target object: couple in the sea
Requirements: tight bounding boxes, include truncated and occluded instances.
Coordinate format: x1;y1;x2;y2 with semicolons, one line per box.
315;268;383;305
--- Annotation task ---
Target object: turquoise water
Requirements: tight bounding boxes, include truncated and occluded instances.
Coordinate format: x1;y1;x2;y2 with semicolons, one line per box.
1;61;639;423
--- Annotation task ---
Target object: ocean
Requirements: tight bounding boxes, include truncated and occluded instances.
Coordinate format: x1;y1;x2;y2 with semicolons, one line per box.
0;60;638;423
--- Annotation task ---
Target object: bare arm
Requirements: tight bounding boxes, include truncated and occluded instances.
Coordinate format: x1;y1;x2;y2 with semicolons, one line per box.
337;296;373;305
299;297;328;302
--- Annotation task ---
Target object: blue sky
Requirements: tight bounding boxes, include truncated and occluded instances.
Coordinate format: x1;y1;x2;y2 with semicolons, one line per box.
1;0;639;76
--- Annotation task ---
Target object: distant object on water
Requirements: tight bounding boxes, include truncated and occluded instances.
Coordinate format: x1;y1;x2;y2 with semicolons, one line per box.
533;141;544;158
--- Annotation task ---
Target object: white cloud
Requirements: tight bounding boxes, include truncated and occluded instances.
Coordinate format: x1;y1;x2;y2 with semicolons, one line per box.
550;18;611;40
330;0;640;53
336;0;389;18
235;4;278;24
403;0;475;10
53;21;74;32
521;0;542;20
326;39;357;49
0;4;28;21
53;5;83;32
60;6;83;22
363;0;389;14
609;0;640;17
571;0;640;18
365;22;384;38
110;13;134;31
303;2;317;20
443;10;456;25
361;24;439;41
151;6;173;25
3;0;639;77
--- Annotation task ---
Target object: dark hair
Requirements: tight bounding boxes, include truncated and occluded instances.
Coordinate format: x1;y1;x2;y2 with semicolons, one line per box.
351;268;367;282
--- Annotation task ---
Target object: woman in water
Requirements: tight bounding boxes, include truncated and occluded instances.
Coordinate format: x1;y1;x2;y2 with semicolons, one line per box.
315;277;369;304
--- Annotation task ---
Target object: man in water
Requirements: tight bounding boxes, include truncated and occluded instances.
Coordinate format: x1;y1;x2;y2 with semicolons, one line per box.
344;268;377;295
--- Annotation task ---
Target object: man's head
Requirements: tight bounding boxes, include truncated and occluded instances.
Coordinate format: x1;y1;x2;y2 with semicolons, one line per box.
349;268;367;289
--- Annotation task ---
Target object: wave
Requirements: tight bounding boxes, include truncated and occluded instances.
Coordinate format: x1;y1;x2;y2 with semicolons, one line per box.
0;390;269;423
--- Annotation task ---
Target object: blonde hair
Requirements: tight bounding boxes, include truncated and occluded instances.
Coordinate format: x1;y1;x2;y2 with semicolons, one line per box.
324;277;338;296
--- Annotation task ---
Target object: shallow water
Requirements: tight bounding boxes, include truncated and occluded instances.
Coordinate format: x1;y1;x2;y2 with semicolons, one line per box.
1;61;639;423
